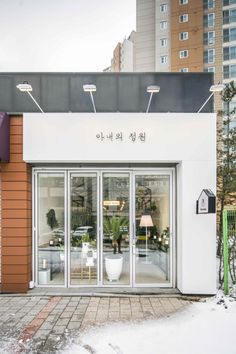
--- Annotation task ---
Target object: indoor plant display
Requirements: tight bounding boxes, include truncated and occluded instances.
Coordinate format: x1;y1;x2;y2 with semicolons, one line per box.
158;227;170;252
103;216;128;282
46;209;58;230
46;208;59;246
103;216;128;254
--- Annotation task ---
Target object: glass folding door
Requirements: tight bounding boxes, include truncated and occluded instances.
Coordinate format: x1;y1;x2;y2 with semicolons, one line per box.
35;169;173;288
37;173;65;285
102;173;130;285
134;174;171;285
69;173;98;285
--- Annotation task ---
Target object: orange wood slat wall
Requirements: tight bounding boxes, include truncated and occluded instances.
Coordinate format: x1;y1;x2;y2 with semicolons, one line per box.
1;116;32;293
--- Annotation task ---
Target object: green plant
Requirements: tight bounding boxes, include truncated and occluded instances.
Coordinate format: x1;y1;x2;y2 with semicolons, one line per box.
46;209;58;230
217;81;236;285
158;227;169;251
103;216;128;253
82;233;90;243
71;235;82;248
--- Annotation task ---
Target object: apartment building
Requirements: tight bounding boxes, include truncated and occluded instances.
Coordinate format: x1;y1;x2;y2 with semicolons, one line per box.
134;0;236;114
110;32;136;72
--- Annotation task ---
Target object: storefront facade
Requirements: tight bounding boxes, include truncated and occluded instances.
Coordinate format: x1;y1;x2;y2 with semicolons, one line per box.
0;73;216;294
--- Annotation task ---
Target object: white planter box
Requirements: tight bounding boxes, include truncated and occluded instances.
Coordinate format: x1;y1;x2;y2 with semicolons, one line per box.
38;268;50;285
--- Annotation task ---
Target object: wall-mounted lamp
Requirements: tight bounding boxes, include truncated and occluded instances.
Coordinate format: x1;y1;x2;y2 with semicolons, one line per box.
146;85;160;113
83;84;97;113
197;83;225;113
16;82;44;113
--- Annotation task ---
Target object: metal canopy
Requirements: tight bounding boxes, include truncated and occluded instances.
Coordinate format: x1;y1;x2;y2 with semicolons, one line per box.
0;72;213;113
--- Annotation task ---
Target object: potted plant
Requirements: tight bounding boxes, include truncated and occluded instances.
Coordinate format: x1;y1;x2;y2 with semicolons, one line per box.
103;216;128;282
103;216;128;254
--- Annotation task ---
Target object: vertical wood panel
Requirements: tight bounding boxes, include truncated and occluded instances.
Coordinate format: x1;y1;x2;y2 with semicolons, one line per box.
1;115;32;293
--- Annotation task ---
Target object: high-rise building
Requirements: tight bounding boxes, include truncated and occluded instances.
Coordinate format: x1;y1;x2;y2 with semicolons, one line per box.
110;31;136;72
135;0;236;113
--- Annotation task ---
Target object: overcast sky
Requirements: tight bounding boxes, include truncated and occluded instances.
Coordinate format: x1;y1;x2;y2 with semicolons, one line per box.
0;0;136;72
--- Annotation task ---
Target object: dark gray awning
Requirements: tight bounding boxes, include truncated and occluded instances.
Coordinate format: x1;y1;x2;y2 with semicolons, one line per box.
0;112;9;162
0;72;213;113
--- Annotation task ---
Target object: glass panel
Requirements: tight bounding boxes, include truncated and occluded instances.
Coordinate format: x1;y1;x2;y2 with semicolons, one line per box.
37;173;65;285
224;47;230;61
230;46;236;60
230;64;236;78
230;28;236;41
70;174;98;285
223;29;229;43
102;173;130;285
223;66;229;79
135;175;170;284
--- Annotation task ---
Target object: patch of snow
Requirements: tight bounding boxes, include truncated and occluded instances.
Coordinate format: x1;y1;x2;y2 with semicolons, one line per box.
65;294;236;354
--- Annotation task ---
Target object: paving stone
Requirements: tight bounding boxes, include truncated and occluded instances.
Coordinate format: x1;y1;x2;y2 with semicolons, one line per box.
33;328;51;339
56;318;70;326
108;312;120;319
0;294;192;354
52;325;67;334
67;321;82;330
59;312;73;318
40;321;55;330
83;313;96;320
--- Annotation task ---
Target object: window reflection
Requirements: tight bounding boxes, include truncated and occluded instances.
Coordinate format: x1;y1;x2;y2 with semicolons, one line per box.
102;174;130;285
135;175;170;284
70;174;98;285
37;174;65;285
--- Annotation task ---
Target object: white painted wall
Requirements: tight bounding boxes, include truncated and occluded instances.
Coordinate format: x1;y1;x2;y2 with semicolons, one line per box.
24;112;216;294
135;0;156;71
120;38;134;72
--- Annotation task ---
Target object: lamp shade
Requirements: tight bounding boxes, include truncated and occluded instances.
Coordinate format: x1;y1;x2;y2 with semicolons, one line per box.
140;214;153;227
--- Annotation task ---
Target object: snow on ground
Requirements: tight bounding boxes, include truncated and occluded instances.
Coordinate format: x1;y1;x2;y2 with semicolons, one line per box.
65;294;236;354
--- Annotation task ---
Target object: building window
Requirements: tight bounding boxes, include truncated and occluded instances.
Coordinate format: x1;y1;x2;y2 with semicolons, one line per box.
179;0;188;4
160;4;167;12
160;21;168;29
229;117;236;130
223;28;236;42
204;49;215;63
179;14;189;23
223;9;236;24
160;38;167;47
223;46;236;61
160;55;168;64
179;50;188;58
203;0;215;9
223;0;236;6
179;67;189;72
179;31;189;40
203;31;215;45
204;13;215;27
223;64;236;79
207;67;215;72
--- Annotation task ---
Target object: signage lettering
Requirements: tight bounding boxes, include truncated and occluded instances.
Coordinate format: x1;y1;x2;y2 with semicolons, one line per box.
96;131;146;143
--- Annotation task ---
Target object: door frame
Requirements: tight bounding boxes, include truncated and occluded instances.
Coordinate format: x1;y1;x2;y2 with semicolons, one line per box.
33;167;176;288
100;170;132;287
132;170;175;288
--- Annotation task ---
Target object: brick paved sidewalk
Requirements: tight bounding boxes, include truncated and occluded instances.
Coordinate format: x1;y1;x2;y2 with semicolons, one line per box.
0;295;191;353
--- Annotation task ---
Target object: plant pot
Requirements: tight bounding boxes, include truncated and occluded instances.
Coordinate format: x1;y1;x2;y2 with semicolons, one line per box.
105;254;123;282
